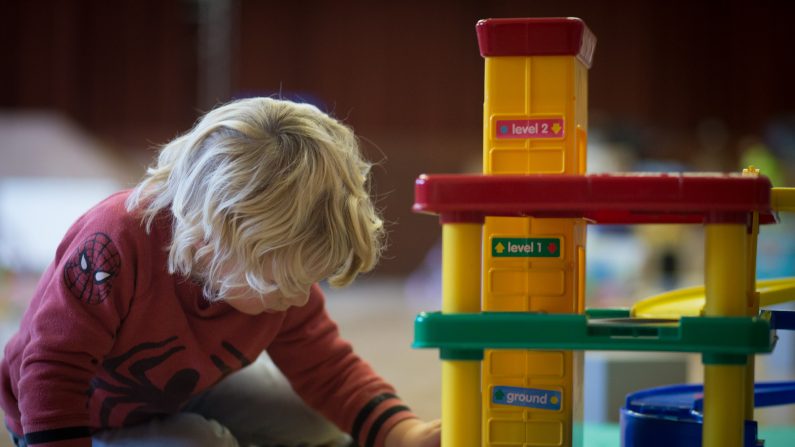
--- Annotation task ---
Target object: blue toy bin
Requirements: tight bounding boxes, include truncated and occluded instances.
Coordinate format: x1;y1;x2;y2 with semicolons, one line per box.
621;381;795;447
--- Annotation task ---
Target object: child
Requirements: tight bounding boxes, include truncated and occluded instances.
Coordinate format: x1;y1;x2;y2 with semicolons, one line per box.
0;97;441;447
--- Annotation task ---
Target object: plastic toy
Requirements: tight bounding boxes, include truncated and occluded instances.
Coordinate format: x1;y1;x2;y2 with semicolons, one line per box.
479;17;592;447
411;17;795;447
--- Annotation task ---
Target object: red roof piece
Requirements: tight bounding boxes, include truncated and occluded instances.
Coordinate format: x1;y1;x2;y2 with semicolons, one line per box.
476;17;596;67
413;173;775;224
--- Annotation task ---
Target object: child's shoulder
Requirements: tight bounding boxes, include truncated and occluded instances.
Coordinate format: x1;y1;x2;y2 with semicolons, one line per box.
76;190;140;231
58;190;157;254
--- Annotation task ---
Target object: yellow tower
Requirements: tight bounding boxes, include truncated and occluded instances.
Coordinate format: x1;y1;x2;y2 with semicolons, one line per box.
477;18;595;447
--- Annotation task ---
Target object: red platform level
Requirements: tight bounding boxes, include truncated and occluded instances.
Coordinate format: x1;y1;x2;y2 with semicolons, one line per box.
413;173;775;224
476;17;596;67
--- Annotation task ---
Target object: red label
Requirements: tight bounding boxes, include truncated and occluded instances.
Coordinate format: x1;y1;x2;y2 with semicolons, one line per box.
496;118;565;139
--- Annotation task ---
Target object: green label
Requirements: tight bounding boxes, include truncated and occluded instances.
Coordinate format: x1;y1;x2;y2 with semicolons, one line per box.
492;238;561;258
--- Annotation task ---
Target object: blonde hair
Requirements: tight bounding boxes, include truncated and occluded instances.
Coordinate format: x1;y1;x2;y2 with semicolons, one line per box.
126;97;384;300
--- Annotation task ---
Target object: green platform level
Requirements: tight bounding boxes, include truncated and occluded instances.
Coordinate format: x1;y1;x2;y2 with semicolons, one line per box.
413;309;775;362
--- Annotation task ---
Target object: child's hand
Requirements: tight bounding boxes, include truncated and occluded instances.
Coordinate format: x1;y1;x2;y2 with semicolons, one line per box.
384;418;441;447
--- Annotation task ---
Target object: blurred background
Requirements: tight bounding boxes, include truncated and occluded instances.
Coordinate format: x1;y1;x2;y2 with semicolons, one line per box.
2;0;795;443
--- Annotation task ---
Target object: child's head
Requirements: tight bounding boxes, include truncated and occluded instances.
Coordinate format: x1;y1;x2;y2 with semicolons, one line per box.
126;97;384;302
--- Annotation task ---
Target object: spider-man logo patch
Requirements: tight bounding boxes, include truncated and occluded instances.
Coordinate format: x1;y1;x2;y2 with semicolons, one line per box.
63;232;121;304
89;336;199;426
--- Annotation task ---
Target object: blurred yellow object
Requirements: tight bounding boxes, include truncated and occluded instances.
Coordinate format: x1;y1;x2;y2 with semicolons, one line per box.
771;187;795;212
631;277;795;319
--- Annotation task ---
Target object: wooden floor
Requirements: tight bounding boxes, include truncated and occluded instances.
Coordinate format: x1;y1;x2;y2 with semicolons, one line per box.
326;279;443;421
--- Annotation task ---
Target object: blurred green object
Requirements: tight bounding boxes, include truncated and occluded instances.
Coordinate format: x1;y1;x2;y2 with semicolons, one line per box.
583;423;620;447
583;423;795;446
741;142;785;186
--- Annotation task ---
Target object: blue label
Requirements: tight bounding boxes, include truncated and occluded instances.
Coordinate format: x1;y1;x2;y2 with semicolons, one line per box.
492;386;562;411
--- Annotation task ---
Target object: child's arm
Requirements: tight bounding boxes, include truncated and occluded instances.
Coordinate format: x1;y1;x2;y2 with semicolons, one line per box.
4;202;140;446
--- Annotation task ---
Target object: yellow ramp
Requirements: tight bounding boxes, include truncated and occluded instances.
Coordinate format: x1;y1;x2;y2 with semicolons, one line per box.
631;277;795;319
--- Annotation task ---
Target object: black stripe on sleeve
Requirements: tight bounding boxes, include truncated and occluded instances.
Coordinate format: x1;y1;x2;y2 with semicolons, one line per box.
365;405;411;447
25;426;91;444
351;392;398;442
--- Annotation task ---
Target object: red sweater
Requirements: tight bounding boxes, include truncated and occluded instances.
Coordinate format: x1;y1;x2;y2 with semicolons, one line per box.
0;191;414;447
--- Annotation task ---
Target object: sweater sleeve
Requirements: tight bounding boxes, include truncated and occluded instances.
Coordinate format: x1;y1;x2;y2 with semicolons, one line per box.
267;285;417;447
14;211;139;446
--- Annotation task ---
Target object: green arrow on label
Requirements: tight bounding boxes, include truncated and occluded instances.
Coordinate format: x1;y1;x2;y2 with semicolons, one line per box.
492;237;561;258
494;389;505;401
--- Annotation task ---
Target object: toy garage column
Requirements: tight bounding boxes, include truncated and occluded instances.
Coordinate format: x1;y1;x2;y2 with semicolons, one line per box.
440;218;483;447
702;224;749;447
476;18;595;447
